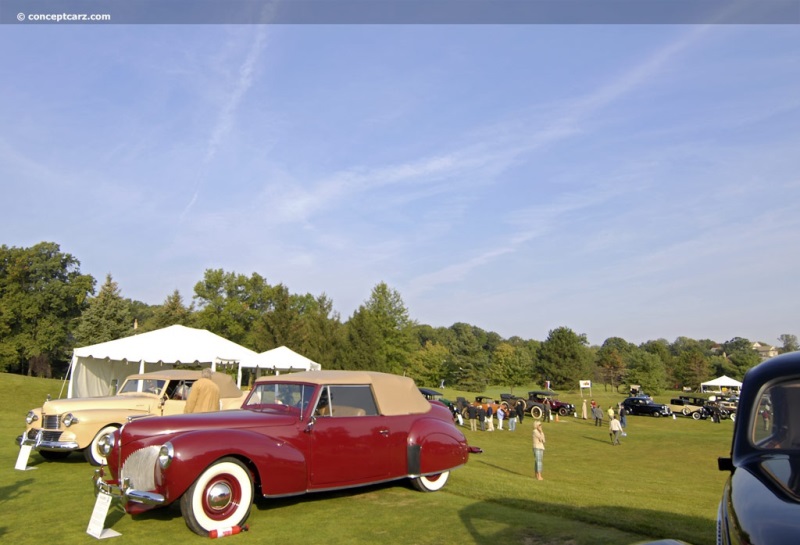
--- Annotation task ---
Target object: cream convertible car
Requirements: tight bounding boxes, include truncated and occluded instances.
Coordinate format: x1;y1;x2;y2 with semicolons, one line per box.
18;370;247;465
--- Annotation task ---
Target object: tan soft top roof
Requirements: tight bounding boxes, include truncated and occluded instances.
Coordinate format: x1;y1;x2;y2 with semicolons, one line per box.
125;370;243;399
255;370;431;416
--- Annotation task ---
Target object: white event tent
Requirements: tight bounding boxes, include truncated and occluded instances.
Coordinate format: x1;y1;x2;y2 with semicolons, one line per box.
237;346;322;388
67;325;258;398
700;375;743;394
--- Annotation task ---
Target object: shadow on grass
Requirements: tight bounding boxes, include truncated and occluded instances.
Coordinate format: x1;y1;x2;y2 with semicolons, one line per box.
23;450;93;467
458;495;710;545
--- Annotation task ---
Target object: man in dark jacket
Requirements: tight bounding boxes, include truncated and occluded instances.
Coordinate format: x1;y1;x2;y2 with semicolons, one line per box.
516;401;525;423
467;403;478;432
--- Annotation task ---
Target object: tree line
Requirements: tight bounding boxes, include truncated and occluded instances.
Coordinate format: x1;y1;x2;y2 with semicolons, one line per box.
2;242;798;394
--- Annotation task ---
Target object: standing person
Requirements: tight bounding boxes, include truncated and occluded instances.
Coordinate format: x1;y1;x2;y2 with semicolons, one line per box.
607;405;615;421
619;405;627;436
508;405;518;431
497;405;505;430
710;402;721;424
593;405;604;427
609;415;623;445
544;399;552;423
516;400;525;424
453;404;464;427
478;405;486;431
581;399;588;420
467;403;478;432
532;421;546;480
184;368;221;414
486;404;495;432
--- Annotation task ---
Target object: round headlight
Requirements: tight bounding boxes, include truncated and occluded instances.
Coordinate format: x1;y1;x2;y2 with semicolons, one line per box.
158;442;174;470
63;413;79;427
98;433;116;456
26;411;39;425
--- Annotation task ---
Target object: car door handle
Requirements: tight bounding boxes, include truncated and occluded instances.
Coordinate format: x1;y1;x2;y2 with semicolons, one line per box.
378;429;390;437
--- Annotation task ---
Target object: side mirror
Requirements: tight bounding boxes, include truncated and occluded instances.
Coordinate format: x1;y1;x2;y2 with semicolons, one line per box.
304;416;316;433
718;457;734;472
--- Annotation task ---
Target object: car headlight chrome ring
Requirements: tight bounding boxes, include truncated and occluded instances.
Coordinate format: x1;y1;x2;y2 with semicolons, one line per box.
63;413;79;427
26;411;39;425
98;432;116;456
158;442;174;470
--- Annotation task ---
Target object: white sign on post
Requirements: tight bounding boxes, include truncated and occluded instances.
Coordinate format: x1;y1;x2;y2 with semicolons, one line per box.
14;445;36;471
86;492;121;539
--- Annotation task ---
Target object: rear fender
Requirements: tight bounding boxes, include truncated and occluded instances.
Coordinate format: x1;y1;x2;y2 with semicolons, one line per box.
406;417;469;476
154;429;307;503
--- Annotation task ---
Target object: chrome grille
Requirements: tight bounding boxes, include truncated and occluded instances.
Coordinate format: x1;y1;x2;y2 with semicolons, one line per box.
121;446;160;491
43;415;60;429
41;430;62;442
25;429;62;443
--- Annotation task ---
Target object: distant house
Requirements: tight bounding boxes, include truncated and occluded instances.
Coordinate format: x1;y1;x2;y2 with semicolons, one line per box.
752;342;779;360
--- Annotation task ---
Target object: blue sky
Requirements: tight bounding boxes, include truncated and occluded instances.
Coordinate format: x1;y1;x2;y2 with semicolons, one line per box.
2;25;799;346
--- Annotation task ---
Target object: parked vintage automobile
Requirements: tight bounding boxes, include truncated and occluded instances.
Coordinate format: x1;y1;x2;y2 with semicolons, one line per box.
418;387;454;409
668;397;705;417
716;352;800;545
19;370;246;465
526;390;575;417
93;370;479;536
499;390;575;418
620;396;672;417
462;395;502;418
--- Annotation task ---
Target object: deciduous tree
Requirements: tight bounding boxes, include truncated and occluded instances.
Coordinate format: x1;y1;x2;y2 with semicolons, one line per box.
778;334;798;354
0;242;94;374
537;326;592;390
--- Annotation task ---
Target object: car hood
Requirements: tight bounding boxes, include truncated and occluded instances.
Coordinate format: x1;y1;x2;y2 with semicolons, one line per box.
41;394;159;414
727;457;800;543
120;408;296;443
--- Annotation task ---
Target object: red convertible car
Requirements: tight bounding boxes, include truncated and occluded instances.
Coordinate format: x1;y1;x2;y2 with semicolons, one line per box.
93;370;478;536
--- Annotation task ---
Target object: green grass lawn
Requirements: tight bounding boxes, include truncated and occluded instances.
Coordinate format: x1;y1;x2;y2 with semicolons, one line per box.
1;375;731;545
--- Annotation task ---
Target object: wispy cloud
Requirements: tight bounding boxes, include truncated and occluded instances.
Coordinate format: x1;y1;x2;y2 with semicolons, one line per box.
404;28;712;296
181;27;269;220
204;28;268;163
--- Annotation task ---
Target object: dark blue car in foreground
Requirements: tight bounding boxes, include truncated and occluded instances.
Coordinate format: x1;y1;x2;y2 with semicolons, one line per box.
716;351;800;545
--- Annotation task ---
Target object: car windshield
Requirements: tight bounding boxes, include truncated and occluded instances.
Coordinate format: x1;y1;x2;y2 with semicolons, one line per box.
118;378;166;395
243;383;315;415
751;378;800;451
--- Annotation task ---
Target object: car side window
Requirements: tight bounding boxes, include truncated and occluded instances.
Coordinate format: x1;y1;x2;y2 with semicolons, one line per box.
752;378;800;450
316;385;379;417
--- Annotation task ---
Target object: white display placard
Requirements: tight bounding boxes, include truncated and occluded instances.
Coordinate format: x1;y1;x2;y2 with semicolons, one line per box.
14;445;36;471
86;492;121;539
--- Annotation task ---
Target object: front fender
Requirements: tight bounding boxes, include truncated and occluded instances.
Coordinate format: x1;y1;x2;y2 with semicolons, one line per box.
407;417;469;476
63;409;151;448
155;429;307;503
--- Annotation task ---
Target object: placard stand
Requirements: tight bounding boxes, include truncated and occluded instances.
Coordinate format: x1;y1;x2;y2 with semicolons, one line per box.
14;445;37;471
86;492;121;539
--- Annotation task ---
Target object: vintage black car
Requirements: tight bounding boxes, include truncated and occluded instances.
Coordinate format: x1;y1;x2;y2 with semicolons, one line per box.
620;396;672;417
716;351;800;545
499;390;575;418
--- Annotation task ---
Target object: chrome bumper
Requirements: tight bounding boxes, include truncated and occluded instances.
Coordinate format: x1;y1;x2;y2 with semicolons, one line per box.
93;470;166;506
19;429;79;451
92;467;165;505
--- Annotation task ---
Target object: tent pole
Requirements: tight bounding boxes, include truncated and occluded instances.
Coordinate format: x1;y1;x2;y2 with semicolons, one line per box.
65;354;77;399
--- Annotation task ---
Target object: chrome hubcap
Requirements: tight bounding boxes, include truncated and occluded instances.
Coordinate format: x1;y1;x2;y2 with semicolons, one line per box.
206;482;233;511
